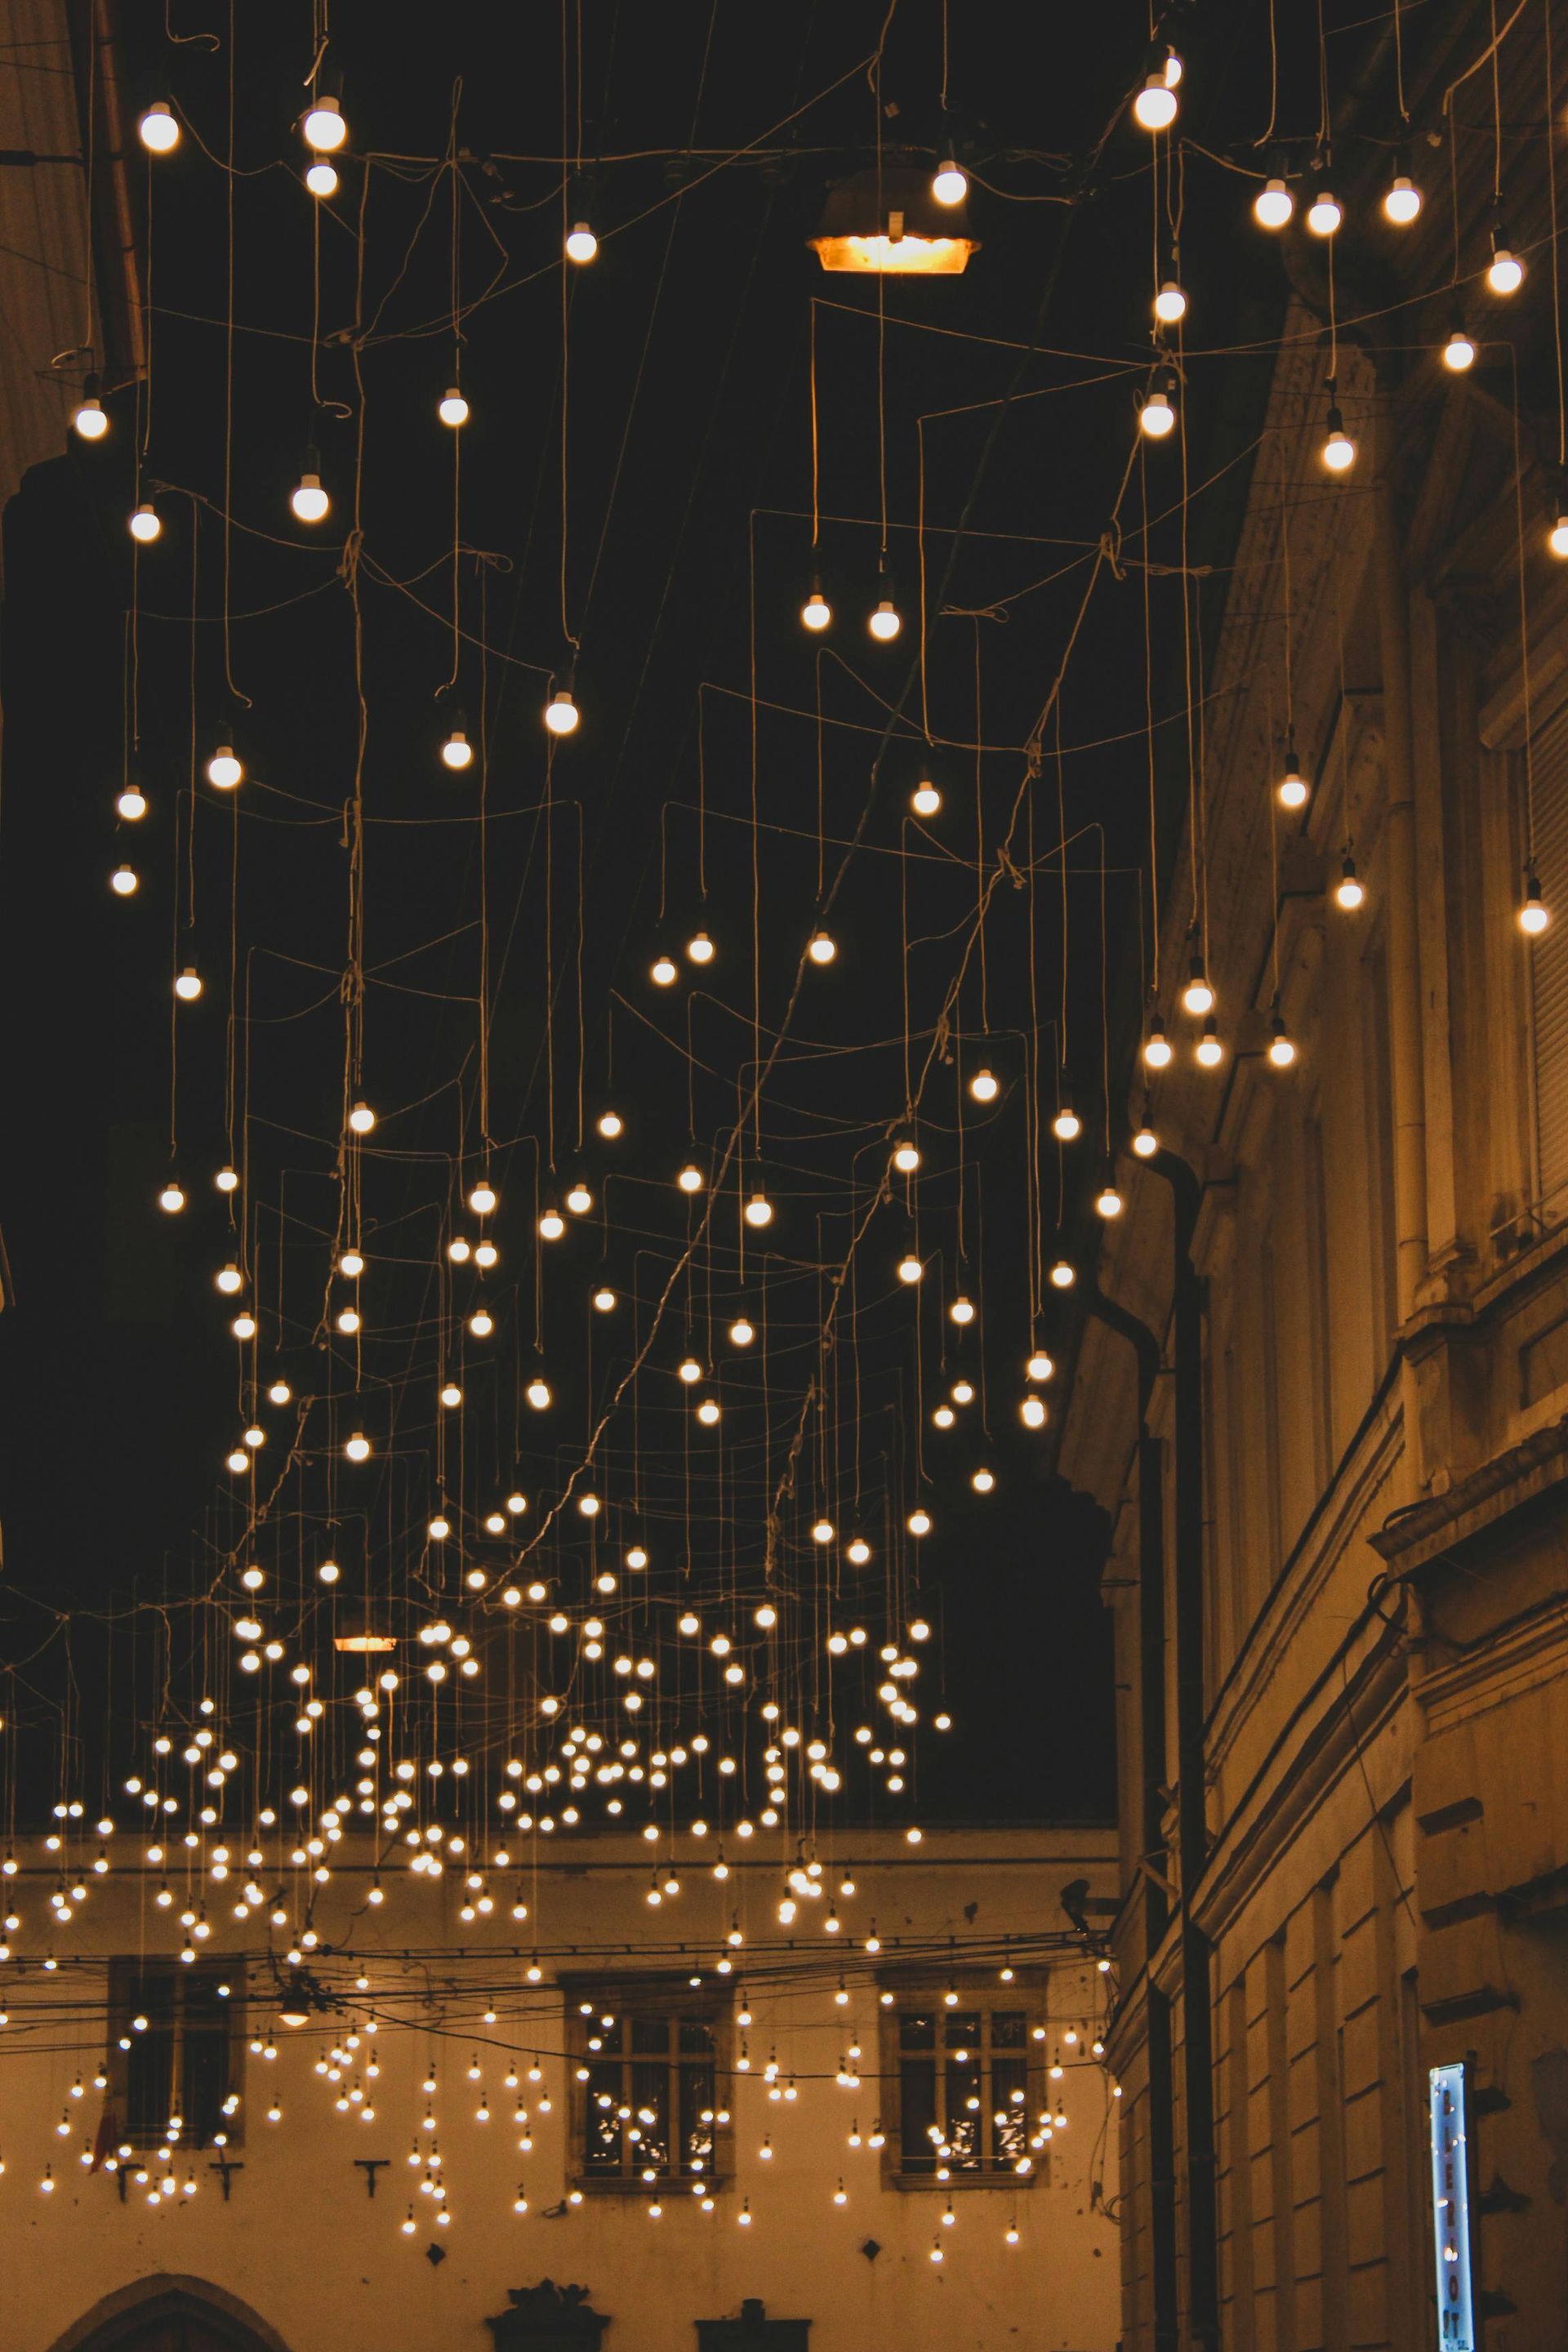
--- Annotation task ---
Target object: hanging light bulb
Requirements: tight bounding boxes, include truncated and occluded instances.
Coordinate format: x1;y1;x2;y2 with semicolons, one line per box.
685;929;716;966
441;723;474;771
1049;1258;1076;1290
677;1163;704;1192
1321;398;1356;474
972;1467;996;1494
1132;72;1178;131
898;1252;924;1284
564;221;599;264
538;1208;566;1241
268;1379;292;1404
347;1100;376;1134
470;1308;494;1339
345;1431;371;1462
216;1263;243;1295
291;456;330;523
651;951;679;986
1548;509;1568;559
174;967;203;1001
72;376;108;440
1383;163;1422;225
907;1508;932;1536
1334;853;1364;911
1052;1103;1081;1142
1026;1350;1054;1381
1020;1395;1046;1429
526;1376;552;1410
1519;871;1550;936
117;778;148;820
469;1177;497;1215
969;1066;999;1102
743;1192;774;1227
807;929;837;964
340;1247;365;1278
110;863;139;895
336;1306;361;1335
893;1138;921;1172
598;1109;624;1138
1152;279;1187;326
594;1285;617;1312
1095;1181;1124;1218
305;160;339;198
302;91;347;152
931;157;968;206
138;100;180;154
911;776;942;817
1442;318;1477;372
216;1165;239;1192
564;1181;592;1215
801;580;832;631
678;1356;704;1384
729;1316;755;1345
868;594;902;642
1138;372;1177;439
1253;176;1294;230
545;688;580;735
1196;1017;1223;1067
1278;745;1309;808
1144;1015;1172;1067
1487;225;1523;296
1305;185;1342;238
1132;1119;1159;1158
231;1311;256;1339
158;1180;186;1215
439;385;470;428
950;1295;976;1325
129;501;161;544
1181;959;1214;1018
206;742;243;790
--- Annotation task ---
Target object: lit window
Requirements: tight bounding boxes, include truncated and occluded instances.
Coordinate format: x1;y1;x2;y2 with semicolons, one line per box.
568;1980;728;2189
108;1958;241;2149
882;1984;1036;2183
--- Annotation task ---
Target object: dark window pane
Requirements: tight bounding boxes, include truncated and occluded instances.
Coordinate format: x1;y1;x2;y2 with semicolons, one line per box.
991;2011;1027;2048
630;2013;668;2056
945;2010;982;2046
900;2011;937;2051
900;2056;938;2169
678;2016;715;2056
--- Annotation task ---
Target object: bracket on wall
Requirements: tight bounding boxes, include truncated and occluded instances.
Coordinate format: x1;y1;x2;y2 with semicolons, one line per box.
208;2154;243;2201
354;2158;390;2198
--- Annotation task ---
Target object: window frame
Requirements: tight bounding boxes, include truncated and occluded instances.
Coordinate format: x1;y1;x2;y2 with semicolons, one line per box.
561;1973;732;2196
876;1971;1047;2193
106;1955;244;2153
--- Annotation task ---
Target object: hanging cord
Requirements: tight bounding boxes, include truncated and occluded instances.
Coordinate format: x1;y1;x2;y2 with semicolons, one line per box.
1548;0;1566;471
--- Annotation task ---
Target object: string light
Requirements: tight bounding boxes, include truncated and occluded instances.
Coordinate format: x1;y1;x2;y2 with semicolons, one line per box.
158;1181;186;1215
565;222;599;264
651;951;679;986
1026;1351;1054;1380
1253;177;1293;229
72;377;108;440
807;929;837;964
1152;279;1187;325
1305;186;1342;238
1020;1396;1046;1429
911;776;942;817
1181;960;1214;1018
129;502;161;544
1519;872;1550;936
1095;1181;1124;1219
892;1138;921;1172
800;581;832;631
743;1192;774;1227
1278;745;1308;808
441;724;474;770
1052;1103;1081;1142
969;1066;999;1102
1132;1118;1158;1158
305;160;339;198
110;865;139;896
117;780;147;820
1383;163;1422;225
1267;1014;1298;1067
1321;398;1356;474
206;743;243;790
1442;318;1477;372
291;457;331;523
174;968;203;1002
1334;854;1364;911
687;930;715;964
931;158;968;206
1138;373;1176;439
438;386;470;428
214;1167;239;1195
1132;72;1178;131
348;1101;376;1134
1143;1016;1172;1068
302;92;347;153
868;596;902;642
545;689;580;734
1548;507;1568;559
1487;226;1523;296
597;1110;623;1138
138;100;180;154
1196;1017;1223;1067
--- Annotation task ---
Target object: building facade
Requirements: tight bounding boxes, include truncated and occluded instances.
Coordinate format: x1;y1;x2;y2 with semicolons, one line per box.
0;1826;1120;2352
1058;20;1568;2349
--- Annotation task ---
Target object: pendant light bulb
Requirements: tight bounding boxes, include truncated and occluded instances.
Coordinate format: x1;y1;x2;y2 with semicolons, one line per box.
868;598;901;642
1383;170;1422;226
206;743;243;791
129;501;161;544
1139;373;1177;439
158;1180;186;1214
1132;1120;1159;1158
565;222;598;264
72;376;108;440
1049;1258;1076;1290
807;929;837;965
1253;177;1293;230
911;777;942;817
1181;960;1214;1018
1095;1182;1124;1219
1305;187;1342;238
1267;1015;1298;1067
1443;320;1477;372
1052;1105;1081;1142
800;577;832;631
969;1066;1000;1102
439;385;470;428
348;1099;376;1134
138;100;180;154
291;457;330;523
174;967;203;1001
1152;279;1187;326
892;1139;921;1173
1519;872;1550;936
1195;1017;1223;1067
305;160;339;198
1132;73;1178;131
302;93;346;153
1278;746;1309;808
1548;512;1568;559
110;863;139;895
651;952;679;986
931;158;967;206
1334;854;1364;911
117;782;148;820
687;929;715;964
1487;231;1523;296
441;725;473;770
1144;1016;1172;1067
1321;403;1356;474
545;689;580;735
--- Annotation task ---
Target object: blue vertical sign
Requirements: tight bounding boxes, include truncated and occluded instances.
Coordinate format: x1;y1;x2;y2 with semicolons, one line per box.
1428;2061;1477;2350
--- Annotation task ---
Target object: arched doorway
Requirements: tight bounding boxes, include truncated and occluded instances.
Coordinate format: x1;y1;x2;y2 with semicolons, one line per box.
46;2278;292;2352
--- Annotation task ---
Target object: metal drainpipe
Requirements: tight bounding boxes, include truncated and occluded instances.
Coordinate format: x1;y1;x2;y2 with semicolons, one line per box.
1371;416;1429;1325
1082;1278;1176;2350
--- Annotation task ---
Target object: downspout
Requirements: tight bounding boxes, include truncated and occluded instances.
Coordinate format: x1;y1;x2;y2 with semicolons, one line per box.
1081;1276;1174;2350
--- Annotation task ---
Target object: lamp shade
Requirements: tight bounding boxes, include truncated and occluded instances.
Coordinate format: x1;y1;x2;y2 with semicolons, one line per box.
809;168;978;275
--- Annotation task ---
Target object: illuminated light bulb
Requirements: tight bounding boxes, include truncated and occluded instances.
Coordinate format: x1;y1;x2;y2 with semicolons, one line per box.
1278;746;1309;809
933;1402;954;1428
847;1537;871;1565
1334;854;1364;911
1052;1104;1080;1142
336;1307;361;1334
1548;512;1568;559
1096;1183;1124;1219
291;466;330;523
807;930;837;965
231;1312;256;1340
1321;404;1356;474
898;1253;924;1284
892;1138;921;1173
1519;873;1550;936
651;953;679;987
1254;176;1293;229
594;1286;617;1312
441;727;473;770
949;1294;975;1325
1049;1259;1075;1290
1133;1121;1159;1158
907;1508;931;1537
565;221;598;264
813;1518;835;1544
538;1209;565;1241
697;1397;721;1426
129;501;161;544
677;1164;704;1193
72;378;108;440
951;1379;974;1404
1144;1016;1172;1067
438;385;470;428
339;1247;364;1278
544;689;580;734
216;1263;243;1295
1021;1395;1046;1430
174;967;203;1001
1267;1015;1298;1067
1132;73;1178;131
578;1491;602;1517
345;1432;371;1463
226;1447;249;1477
1443;321;1477;372
268;1379;292;1404
728;1314;756;1348
1195;1016;1223;1067
677;1355;704;1386
744;1191;774;1227
138;100;180;154
969;1066;999;1102
1152;278;1187;326
1181;960;1214;1018
448;1236;470;1264
1383;172;1422;226
158;1181;185;1214
687;929;715;964
305;160;338;198
598;1110;623;1138
801;581;831;631
932;158;968;206
911;777;942;817
429;1513;452;1541
470;1309;494;1339
318;1559;340;1584
348;1100;376;1134
206;744;243;791
469;1178;497;1215
1305;188;1342;238
868;598;902;642
1005;2223;1021;2247
302;93;346;152
526;1378;552;1410
1488;236;1523;296
1026;1351;1054;1382
1138;376;1176;439
117;781;147;819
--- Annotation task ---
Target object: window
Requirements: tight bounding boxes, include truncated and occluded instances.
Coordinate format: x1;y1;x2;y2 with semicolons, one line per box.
882;1984;1041;2185
108;1959;241;2149
566;1981;728;2189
